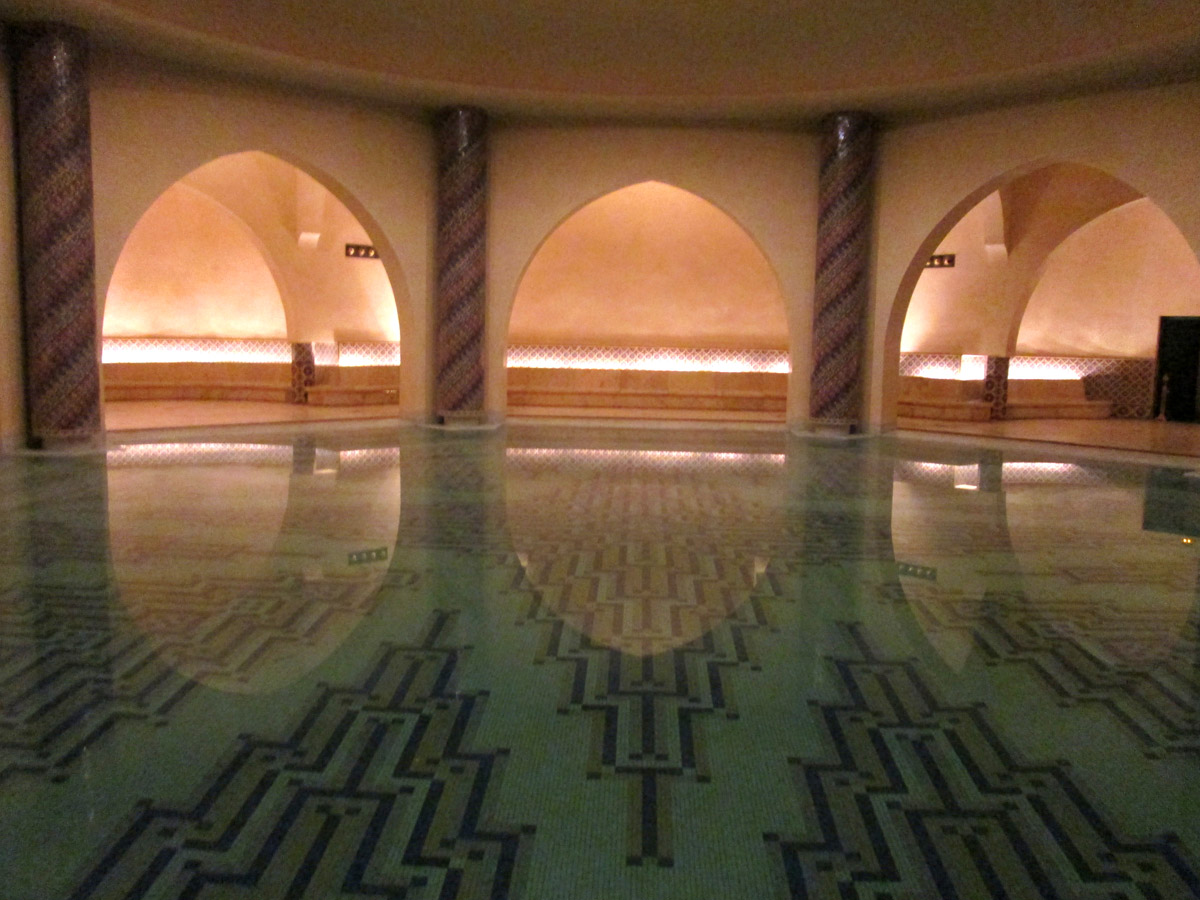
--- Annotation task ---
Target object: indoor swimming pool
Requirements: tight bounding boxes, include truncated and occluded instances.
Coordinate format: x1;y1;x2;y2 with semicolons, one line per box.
1;422;1197;899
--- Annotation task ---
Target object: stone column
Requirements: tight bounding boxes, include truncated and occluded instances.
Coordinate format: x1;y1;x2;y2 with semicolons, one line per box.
11;25;101;447
434;107;487;422
810;112;875;432
984;356;1009;420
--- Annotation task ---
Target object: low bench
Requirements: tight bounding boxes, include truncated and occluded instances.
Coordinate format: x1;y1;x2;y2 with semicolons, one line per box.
897;376;991;421
507;367;787;415
306;365;400;406
104;362;400;406
1005;379;1111;419
104;362;293;402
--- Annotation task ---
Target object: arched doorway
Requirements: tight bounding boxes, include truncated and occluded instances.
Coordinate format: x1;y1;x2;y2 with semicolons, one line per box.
101;152;407;431
890;163;1200;430
505;181;789;422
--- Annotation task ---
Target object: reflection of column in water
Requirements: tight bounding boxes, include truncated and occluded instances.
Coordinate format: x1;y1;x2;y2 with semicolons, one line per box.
9;454;114;824
426;431;509;633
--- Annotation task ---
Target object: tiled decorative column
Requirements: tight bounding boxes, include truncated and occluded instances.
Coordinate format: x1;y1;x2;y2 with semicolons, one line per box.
983;356;1009;420
11;25;101;447
290;342;315;404
434;107;487;422
810;112;875;432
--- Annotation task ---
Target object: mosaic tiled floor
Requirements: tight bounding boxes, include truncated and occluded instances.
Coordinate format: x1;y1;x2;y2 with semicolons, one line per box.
1;424;1198;899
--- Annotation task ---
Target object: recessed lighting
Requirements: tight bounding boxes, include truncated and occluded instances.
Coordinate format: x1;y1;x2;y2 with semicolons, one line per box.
345;243;378;259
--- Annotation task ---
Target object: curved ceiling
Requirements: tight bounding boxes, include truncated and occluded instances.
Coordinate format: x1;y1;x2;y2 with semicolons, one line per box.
4;0;1200;120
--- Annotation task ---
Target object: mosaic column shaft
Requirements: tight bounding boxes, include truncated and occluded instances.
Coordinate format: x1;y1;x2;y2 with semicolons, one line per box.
290;342;315;404
434;107;487;419
11;25;101;446
984;356;1009;420
810;112;875;430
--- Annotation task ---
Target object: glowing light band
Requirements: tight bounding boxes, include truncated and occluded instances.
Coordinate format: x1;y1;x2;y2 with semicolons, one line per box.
103;338;291;364
907;354;1084;381
506;346;789;374
102;338;401;367
1008;358;1084;380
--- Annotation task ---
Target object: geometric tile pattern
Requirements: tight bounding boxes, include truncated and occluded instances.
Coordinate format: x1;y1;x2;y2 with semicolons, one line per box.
0;581;195;785
101;338;293;364
766;622;1200;899
12;25;102;443
338;342;402;367
67;611;535;899
983;355;1009;419
506;447;787;867
292;342;316;403
506;346;790;374
899;353;961;378
0;568;410;785
435;107;488;415
899;354;1156;418
101;339;401;367
905;587;1200;758
1070;358;1156;419
812;113;875;425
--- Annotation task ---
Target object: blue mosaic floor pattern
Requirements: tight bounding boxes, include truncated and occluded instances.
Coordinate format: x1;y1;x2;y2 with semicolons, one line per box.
0;424;1197;899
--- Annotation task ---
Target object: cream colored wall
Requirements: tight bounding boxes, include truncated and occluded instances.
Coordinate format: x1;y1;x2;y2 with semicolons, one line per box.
179;152;400;343
490;124;818;423
87;50;433;418
872;81;1200;429
103;182;288;338
0;32;23;450
509;181;788;350
1017;198;1200;357
900;193;1011;354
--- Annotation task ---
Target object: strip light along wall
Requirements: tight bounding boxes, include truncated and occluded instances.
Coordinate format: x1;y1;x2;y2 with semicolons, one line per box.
345;244;378;259
925;254;956;268
103;338;292;364
102;338;400;367
906;353;1082;381
907;354;986;380
506;346;789;374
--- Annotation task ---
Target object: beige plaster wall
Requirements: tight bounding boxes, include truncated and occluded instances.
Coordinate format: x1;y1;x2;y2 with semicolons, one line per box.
490;124;817;423
1017;198;1200;357
900;193;1010;354
179;152;400;343
509;181;788;350
88;51;434;418
0;33;23;450
872;81;1200;429
103;182;288;338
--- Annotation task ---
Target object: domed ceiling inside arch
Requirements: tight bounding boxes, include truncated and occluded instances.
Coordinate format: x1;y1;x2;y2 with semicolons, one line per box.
4;0;1200;118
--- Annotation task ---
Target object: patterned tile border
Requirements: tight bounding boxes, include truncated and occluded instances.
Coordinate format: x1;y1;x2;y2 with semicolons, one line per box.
899;354;1155;418
101;339;400;367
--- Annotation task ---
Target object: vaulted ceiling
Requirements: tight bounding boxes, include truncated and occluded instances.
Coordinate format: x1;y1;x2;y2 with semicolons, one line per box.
3;0;1200;121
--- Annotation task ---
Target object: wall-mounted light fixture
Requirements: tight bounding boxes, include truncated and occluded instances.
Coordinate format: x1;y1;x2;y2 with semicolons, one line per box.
926;253;956;268
345;243;378;259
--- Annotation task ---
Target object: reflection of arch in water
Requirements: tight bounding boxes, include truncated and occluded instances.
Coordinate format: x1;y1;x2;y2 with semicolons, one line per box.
105;441;401;693
504;446;782;657
889;452;1014;672
890;452;1197;677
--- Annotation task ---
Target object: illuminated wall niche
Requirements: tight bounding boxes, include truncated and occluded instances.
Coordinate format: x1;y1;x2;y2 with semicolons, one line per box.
506;181;789;417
